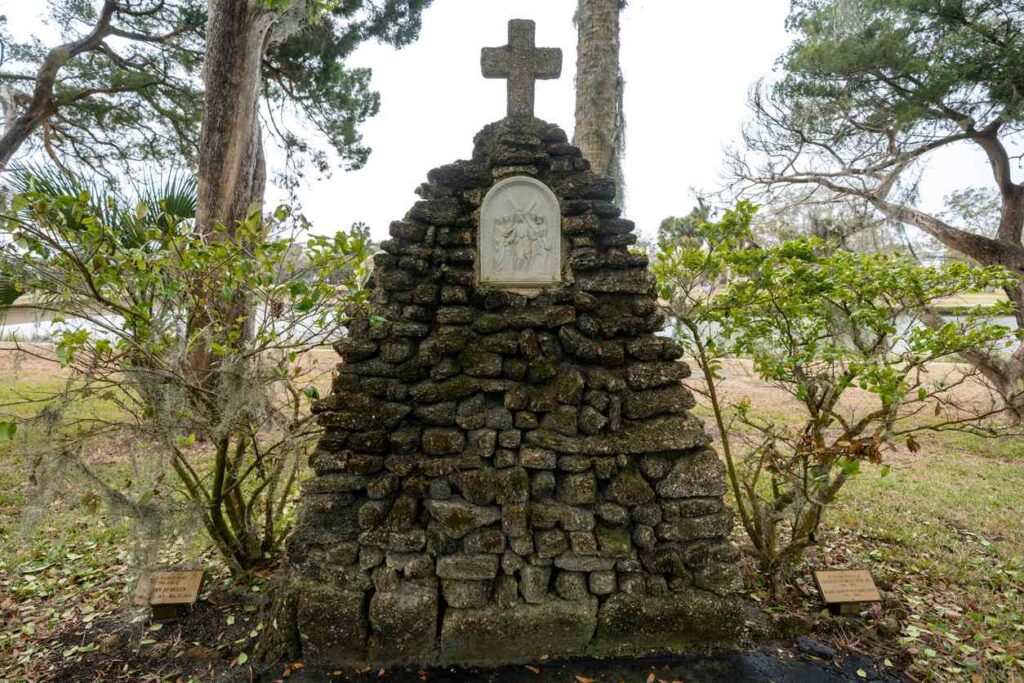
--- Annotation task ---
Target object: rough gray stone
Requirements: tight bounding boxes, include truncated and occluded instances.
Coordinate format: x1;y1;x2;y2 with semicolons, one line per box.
594;502;629;526
569;531;598;555
656;450;727;498
436;554;500;580
560;506;595;531
423;428;466;455
639;454;674;480
442;579;492;608
465;429;497;458
530;471;556;499
624;361;691;389
426;499;501;539
631;503;662;527
414;402;457;426
292;115;743;668
591;591;742;655
497;429;522;449
456;468;496;505
495;466;530;504
623;385;696;419
540;405;579;436
535;528;569;558
456;395;487;430
527;415;710;456
464;528;506;555
429;479;453;500
557;472;597;505
296;583;368;662
502;503;529;538
554;554;617;572
578;405;607;435
589;571;616;595
461;349;503;377
369;582;438;661
555;571;589;601
656;513;734;542
595;526;632;557
558;455;592;473
519;565;551;604
440;600;597;666
526;502;558;530
520;446;557;470
495;573;519;608
494;448;517;468
485;407;514;430
605;469;656;506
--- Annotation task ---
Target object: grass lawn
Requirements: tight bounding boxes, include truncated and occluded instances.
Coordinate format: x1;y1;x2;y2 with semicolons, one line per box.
0;349;1021;682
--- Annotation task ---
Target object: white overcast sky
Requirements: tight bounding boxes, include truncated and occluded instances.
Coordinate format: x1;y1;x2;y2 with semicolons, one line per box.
2;0;995;241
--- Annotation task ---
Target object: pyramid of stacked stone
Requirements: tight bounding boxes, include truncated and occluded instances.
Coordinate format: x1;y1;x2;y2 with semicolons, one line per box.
286;117;744;666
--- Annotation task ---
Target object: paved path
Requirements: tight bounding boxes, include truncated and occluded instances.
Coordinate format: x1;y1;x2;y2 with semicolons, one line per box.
246;650;904;682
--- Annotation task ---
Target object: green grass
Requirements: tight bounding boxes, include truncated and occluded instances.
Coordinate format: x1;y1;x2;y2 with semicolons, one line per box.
824;448;1024;680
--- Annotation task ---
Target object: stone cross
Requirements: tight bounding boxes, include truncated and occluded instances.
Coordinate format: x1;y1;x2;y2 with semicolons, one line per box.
481;19;562;118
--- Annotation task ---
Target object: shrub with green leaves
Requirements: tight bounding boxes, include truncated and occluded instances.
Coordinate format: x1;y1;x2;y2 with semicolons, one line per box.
0;169;370;574
654;201;1019;593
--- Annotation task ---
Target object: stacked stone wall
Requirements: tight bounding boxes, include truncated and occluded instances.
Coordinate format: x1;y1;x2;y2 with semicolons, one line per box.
287;117;743;666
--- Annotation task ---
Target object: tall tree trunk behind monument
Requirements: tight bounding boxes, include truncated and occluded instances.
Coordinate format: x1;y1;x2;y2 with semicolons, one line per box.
196;0;276;238
189;2;281;571
573;0;625;206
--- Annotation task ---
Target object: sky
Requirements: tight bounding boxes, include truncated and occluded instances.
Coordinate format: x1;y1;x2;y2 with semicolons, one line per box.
1;0;998;243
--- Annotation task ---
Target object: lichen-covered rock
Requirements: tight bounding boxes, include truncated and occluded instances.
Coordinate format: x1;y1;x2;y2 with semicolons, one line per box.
426;499;501;539
296;583;368;663
422;428;466;455
656;449;727;498
591;591;743;656
369;582;438;662
436;554;500;580
440;601;598;666
441;579;492;608
605;469;656;506
555;571;589;600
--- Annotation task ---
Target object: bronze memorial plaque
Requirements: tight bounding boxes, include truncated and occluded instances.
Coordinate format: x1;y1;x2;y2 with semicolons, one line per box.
814;569;881;606
134;570;204;607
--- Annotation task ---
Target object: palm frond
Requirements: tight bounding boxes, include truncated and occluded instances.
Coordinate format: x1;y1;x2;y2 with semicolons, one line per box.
8;165;197;248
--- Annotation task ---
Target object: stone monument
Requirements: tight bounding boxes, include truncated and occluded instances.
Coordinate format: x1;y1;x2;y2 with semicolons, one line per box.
285;19;744;667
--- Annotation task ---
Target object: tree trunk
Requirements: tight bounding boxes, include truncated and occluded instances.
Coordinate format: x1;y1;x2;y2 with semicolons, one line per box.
195;0;274;238
189;0;276;397
573;0;625;205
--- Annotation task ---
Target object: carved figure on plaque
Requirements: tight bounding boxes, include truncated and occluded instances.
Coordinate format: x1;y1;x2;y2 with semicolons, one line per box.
479;176;561;287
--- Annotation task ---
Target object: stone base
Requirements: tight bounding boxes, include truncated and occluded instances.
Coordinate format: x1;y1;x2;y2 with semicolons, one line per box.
590;590;745;656
290;579;744;668
440;599;597;666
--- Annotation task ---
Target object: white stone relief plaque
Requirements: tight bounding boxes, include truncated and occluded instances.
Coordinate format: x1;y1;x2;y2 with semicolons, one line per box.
479;176;561;287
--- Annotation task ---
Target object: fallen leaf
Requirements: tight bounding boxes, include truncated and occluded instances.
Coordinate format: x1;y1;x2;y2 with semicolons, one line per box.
525;665;541;674
574;676;595;683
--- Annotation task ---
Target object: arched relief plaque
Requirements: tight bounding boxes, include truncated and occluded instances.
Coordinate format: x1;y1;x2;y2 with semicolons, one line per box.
479;176;561;288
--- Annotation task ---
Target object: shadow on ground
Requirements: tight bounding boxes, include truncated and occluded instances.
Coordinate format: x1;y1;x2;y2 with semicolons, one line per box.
250;649;904;682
